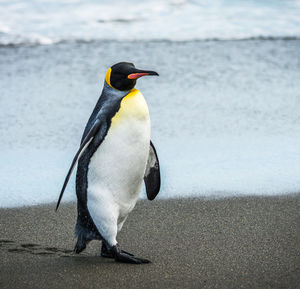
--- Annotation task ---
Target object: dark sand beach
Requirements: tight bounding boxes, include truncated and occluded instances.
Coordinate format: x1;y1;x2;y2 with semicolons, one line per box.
1;196;299;289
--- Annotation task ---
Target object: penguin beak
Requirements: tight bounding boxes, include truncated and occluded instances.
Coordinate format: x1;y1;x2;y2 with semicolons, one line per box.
127;70;159;80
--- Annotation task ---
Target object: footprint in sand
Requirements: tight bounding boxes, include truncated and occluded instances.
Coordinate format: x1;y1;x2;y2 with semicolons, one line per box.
1;239;74;257
8;248;27;253
0;239;14;247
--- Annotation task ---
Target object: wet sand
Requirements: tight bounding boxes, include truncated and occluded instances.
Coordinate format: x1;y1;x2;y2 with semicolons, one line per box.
0;196;299;288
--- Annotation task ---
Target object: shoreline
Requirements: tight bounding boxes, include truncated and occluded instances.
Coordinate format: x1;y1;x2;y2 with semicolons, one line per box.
2;192;300;210
1;195;299;288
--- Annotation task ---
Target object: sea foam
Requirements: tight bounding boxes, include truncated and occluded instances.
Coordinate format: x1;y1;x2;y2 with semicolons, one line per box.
0;0;299;45
1;134;299;208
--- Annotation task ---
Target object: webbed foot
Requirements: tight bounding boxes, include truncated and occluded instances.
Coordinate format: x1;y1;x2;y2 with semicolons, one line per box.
101;241;134;259
111;244;151;264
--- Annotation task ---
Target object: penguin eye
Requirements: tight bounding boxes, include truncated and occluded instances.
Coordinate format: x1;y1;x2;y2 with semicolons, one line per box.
113;72;127;80
110;71;135;91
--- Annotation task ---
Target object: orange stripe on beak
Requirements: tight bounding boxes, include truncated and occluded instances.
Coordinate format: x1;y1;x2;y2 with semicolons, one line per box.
127;73;149;79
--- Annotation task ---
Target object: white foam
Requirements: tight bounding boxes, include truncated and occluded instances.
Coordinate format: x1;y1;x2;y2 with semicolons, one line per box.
0;150;75;208
0;134;299;208
0;0;299;45
157;135;300;198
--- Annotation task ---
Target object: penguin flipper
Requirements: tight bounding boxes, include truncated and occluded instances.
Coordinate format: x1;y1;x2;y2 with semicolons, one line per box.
144;141;161;201
56;118;103;211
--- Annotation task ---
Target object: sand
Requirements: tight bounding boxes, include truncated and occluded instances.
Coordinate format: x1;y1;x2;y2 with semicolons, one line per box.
0;195;299;289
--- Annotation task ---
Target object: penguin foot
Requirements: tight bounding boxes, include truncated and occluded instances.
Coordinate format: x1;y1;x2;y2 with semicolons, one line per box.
74;242;86;254
74;235;89;254
74;243;86;254
101;241;134;259
100;241;114;258
111;244;151;264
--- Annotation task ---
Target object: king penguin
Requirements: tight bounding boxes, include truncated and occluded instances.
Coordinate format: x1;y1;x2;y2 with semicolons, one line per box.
56;62;160;264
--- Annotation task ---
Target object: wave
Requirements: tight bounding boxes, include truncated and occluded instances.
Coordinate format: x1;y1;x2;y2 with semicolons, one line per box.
0;35;299;48
0;0;299;46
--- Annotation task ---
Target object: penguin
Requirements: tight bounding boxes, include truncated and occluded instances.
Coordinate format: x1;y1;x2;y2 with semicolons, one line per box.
56;62;160;264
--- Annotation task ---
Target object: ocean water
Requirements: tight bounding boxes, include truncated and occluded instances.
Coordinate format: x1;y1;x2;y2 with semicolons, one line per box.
0;1;300;207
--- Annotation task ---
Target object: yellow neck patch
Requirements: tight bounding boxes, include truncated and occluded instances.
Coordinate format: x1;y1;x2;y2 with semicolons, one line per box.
105;68;113;88
111;89;149;128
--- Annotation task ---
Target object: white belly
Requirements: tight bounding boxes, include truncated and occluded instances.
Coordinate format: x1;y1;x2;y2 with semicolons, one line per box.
86;89;150;245
88;116;150;208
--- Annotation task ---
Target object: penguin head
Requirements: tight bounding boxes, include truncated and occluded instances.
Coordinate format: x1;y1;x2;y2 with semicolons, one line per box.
105;62;159;91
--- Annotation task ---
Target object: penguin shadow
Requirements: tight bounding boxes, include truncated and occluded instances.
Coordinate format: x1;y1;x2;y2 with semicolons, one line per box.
0;239;74;257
